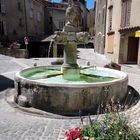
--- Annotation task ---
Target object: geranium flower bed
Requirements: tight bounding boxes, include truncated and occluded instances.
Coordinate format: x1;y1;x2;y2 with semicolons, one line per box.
65;113;139;140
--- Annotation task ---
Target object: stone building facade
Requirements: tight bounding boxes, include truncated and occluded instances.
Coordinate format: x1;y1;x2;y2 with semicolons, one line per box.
0;0;7;45
62;0;88;31
105;0;140;65
44;1;67;35
45;0;88;35
62;0;86;6
24;0;44;39
77;1;88;31
87;7;95;37
95;0;107;54
1;0;44;42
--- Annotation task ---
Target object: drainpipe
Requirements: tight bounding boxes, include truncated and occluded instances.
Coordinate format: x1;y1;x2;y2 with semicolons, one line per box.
24;0;28;36
23;0;29;58
103;0;108;54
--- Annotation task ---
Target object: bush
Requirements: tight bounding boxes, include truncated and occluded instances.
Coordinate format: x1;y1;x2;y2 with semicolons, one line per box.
65;113;139;140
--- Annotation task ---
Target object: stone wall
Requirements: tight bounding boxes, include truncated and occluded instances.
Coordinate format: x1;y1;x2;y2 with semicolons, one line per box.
0;48;28;58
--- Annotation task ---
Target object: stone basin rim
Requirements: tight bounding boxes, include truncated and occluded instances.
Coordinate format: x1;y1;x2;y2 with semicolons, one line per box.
15;66;128;88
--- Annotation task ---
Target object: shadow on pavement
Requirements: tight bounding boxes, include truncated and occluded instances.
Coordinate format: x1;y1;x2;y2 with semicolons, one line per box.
0;75;14;92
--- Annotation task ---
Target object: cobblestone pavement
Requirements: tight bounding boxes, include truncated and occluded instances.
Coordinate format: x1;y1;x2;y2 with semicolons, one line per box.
0;96;81;140
0;51;140;140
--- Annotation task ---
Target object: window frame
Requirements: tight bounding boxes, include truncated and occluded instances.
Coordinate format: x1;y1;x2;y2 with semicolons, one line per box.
121;0;132;28
108;6;113;32
0;21;4;35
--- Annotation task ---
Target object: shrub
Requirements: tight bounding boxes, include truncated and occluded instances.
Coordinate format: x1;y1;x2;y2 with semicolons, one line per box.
65;113;139;140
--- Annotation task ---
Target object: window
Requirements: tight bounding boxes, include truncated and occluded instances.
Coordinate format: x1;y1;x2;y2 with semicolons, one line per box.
30;10;33;19
0;21;4;35
121;0;132;28
59;21;64;30
49;17;52;24
30;0;33;9
18;2;22;11
37;12;41;22
0;0;1;12
102;7;106;24
107;34;114;53
108;6;113;32
98;13;100;23
19;18;23;27
0;0;5;13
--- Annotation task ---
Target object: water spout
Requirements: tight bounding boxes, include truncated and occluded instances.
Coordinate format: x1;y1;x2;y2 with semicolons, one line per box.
48;39;54;58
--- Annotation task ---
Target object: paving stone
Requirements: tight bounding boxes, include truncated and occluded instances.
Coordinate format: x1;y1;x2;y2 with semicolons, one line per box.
0;53;140;139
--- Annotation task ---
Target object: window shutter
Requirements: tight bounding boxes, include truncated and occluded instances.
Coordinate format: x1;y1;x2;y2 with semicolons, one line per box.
0;0;1;12
0;21;4;35
30;10;33;18
3;21;7;35
126;0;131;26
108;8;113;32
1;0;5;13
0;22;2;35
121;0;131;28
37;12;41;22
121;1;126;27
30;1;33;9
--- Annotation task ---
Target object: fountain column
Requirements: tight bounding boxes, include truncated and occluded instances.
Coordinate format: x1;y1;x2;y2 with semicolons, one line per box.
61;0;81;80
62;41;80;80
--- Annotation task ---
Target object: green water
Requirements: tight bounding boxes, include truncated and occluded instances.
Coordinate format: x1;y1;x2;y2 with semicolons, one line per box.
21;67;61;80
20;67;117;84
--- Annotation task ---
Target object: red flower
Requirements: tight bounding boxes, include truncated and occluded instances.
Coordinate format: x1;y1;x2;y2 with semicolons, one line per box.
115;64;121;70
65;127;83;140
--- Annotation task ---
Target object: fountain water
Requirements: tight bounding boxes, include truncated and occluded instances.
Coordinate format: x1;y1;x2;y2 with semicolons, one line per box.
47;39;53;57
14;0;128;116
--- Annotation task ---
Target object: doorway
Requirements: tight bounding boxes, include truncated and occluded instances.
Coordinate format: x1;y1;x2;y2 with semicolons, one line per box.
127;37;139;63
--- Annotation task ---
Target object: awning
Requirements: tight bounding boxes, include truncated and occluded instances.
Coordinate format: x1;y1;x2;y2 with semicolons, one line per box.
118;26;140;34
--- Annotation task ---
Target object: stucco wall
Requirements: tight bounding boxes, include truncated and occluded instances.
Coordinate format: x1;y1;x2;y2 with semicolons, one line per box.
105;0;122;63
130;0;140;26
95;0;107;54
105;0;140;64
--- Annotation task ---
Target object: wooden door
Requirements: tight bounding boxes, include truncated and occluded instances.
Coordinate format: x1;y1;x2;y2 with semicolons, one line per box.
127;37;139;63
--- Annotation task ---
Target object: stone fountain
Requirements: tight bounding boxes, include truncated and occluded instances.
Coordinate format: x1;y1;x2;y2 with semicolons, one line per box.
14;0;128;116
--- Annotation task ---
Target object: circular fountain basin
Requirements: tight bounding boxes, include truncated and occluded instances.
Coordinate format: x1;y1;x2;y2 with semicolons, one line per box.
15;66;128;116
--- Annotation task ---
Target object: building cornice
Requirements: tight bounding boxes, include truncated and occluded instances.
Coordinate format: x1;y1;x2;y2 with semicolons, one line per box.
118;26;140;34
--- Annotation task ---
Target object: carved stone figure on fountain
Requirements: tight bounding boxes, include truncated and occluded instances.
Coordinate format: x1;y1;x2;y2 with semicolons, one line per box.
63;0;82;32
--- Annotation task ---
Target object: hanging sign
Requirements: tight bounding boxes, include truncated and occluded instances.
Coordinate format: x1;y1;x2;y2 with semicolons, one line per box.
135;30;140;37
24;37;29;45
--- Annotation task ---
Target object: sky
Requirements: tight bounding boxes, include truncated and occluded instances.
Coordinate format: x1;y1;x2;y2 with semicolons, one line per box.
52;0;95;9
